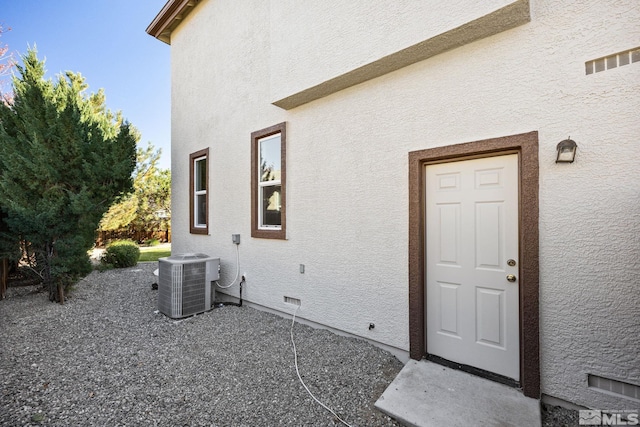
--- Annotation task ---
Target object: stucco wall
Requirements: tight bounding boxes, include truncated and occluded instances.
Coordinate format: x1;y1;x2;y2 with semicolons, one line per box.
168;0;640;410
269;0;527;104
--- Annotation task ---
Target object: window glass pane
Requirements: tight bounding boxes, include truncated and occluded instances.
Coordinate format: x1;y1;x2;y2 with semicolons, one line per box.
195;158;207;191
259;134;281;183
261;184;281;227
196;194;207;226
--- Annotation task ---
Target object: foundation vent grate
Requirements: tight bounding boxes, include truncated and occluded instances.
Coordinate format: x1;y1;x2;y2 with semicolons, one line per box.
588;374;640;402
585;47;640;75
284;296;301;306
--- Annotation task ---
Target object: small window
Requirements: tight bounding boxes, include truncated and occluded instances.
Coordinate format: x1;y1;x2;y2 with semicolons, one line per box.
251;123;286;239
190;148;209;234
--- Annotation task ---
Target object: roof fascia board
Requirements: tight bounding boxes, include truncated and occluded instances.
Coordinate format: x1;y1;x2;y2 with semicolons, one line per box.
146;0;199;44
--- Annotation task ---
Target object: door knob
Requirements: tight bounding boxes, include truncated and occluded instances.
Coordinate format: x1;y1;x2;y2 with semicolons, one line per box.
506;274;517;283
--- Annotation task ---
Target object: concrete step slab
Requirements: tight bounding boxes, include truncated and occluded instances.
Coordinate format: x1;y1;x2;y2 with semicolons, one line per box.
375;359;540;427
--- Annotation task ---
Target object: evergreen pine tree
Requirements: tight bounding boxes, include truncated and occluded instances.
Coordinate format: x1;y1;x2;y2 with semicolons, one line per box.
99;142;171;240
0;48;136;302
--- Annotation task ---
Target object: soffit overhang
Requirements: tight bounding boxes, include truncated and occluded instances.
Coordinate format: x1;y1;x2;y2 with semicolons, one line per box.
146;0;199;44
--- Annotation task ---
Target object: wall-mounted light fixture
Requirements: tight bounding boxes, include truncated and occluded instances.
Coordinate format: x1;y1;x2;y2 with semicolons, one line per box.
556;138;577;163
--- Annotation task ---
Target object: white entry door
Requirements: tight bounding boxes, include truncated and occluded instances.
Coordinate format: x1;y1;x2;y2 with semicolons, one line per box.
426;154;519;380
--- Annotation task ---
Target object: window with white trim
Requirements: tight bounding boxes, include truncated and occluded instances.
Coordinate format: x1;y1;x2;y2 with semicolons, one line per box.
251;123;286;239
190;148;208;234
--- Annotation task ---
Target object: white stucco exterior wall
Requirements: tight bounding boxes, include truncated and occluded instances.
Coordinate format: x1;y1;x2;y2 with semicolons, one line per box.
167;0;639;410
269;0;526;102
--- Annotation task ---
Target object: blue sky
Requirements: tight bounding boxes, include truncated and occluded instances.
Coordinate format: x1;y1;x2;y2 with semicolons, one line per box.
1;0;171;169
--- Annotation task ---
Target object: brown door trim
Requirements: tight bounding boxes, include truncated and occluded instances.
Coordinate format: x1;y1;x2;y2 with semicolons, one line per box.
408;131;540;398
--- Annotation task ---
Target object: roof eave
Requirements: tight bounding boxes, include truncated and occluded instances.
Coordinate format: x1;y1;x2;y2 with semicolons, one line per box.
146;0;199;45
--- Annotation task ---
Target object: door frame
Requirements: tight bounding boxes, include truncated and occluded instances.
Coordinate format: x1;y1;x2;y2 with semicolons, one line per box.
408;131;540;398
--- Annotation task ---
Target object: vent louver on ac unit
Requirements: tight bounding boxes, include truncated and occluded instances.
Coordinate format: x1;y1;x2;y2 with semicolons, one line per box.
158;253;220;319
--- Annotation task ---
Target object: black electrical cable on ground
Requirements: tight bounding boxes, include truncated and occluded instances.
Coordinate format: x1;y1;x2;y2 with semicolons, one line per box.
213;277;244;308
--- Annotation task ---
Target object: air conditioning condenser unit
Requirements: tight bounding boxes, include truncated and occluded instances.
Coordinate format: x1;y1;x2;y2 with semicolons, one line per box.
158;253;220;319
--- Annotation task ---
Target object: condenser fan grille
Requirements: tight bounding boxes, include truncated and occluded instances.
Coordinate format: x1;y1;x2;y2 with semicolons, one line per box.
180;263;206;315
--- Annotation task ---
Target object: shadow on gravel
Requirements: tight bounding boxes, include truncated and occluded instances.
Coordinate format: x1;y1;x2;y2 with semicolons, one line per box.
0;265;403;426
1;264;577;426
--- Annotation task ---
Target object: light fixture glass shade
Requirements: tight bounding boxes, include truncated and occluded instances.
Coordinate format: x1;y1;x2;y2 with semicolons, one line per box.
556;138;577;163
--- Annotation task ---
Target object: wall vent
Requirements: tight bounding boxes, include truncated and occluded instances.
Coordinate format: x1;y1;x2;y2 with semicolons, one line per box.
284;296;301;306
585;47;640;75
588;374;640;402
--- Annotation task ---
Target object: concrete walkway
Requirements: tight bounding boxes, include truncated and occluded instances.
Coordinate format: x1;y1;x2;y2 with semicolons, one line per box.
375;359;541;427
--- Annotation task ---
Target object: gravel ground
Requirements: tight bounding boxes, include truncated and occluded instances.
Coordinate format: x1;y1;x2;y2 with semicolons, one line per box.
0;264;404;427
541;403;579;427
0;263;580;427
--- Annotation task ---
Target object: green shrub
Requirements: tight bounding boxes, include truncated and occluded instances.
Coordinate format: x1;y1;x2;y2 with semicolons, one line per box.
96;262;114;273
102;240;140;268
144;238;160;246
